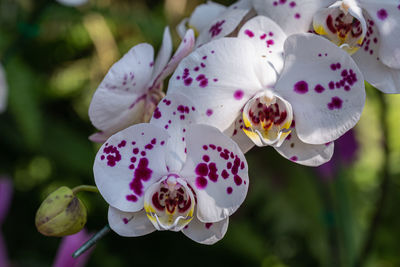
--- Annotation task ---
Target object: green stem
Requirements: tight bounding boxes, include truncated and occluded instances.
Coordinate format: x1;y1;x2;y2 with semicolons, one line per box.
72;185;99;195
72;224;111;258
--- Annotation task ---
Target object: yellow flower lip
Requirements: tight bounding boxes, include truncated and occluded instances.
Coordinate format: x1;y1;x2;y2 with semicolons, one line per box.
313;3;366;55
144;176;195;231
242;91;293;147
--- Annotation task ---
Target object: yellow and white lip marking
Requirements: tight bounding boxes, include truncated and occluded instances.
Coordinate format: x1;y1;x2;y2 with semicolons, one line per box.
242;91;292;147
144;175;195;231
313;1;366;55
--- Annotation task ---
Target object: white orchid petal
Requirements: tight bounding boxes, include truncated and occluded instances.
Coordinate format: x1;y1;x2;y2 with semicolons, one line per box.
150;93;200;172
253;0;335;35
224;115;255;154
189;1;226;33
168;37;275;132
56;0;87;6
151;29;195;89
352;10;400;93
274;128;334;166
94;123;169;212
276;33;365;144
88;43;154;134
196;8;249;47
238;16;287;72
151;27;173;82
182;216;229;245
180;124;249;223
108;206;155;237
177;18;189;39
360;0;400;69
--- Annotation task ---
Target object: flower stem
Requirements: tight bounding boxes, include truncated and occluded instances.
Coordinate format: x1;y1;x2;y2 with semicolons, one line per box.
355;93;390;267
72;185;99;195
72;224;111;258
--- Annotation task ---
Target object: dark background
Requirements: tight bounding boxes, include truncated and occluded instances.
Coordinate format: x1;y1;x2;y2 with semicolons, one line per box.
1;0;400;266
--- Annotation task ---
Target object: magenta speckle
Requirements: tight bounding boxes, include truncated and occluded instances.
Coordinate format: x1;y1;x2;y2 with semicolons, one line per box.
227;187;233;194
123;218;129;224
244;29;254;38
196;163;209;176
327;96;343;110
234;175;242;186
377;9;388;20
294;13;301;19
184;78;193;86
205;223;213;229
289;1;296;7
153;107;161;119
196;176;208;189
314;84;325;93
234;90;244;100
290;156;298;161
294;80;309;94
206;109;213;116
126;194;138;202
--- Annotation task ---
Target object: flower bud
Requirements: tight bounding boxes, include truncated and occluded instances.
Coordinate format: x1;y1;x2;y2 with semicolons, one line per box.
35;186;87;237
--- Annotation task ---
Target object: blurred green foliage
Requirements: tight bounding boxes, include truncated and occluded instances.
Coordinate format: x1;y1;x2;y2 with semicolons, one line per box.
1;0;400;266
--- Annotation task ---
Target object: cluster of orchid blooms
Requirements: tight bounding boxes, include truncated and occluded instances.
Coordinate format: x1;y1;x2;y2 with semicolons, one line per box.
87;0;400;244
15;0;397;247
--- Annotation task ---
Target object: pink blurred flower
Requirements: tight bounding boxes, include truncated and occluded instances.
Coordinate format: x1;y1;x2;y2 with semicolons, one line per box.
53;229;93;267
0;178;13;267
317;129;358;180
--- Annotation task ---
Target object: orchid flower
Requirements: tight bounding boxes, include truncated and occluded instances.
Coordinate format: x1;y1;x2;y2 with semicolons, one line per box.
177;0;252;47
56;0;88;6
0;64;7;113
167;24;365;166
312;0;400;93
0;178;13;267
88;28;195;143
94;93;249;244
252;0;400;93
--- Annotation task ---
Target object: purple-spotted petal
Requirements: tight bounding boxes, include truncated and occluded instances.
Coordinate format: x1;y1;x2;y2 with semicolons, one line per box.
360;0;400;69
352;10;400;93
182;216;229;245
150;93;199;172
88;43;155;136
108;206;155;237
274;128;334;166
196;8;249;47
0;65;7;113
94;123;169;212
238;16;287;72
168;37;276;132
180;124;249;223
253;0;334;35
150;27;172;83
188;1;226;34
151;30;195;90
276;33;365;144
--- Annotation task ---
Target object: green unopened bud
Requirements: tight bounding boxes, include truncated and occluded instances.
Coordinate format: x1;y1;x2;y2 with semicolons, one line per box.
35;186;87;237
